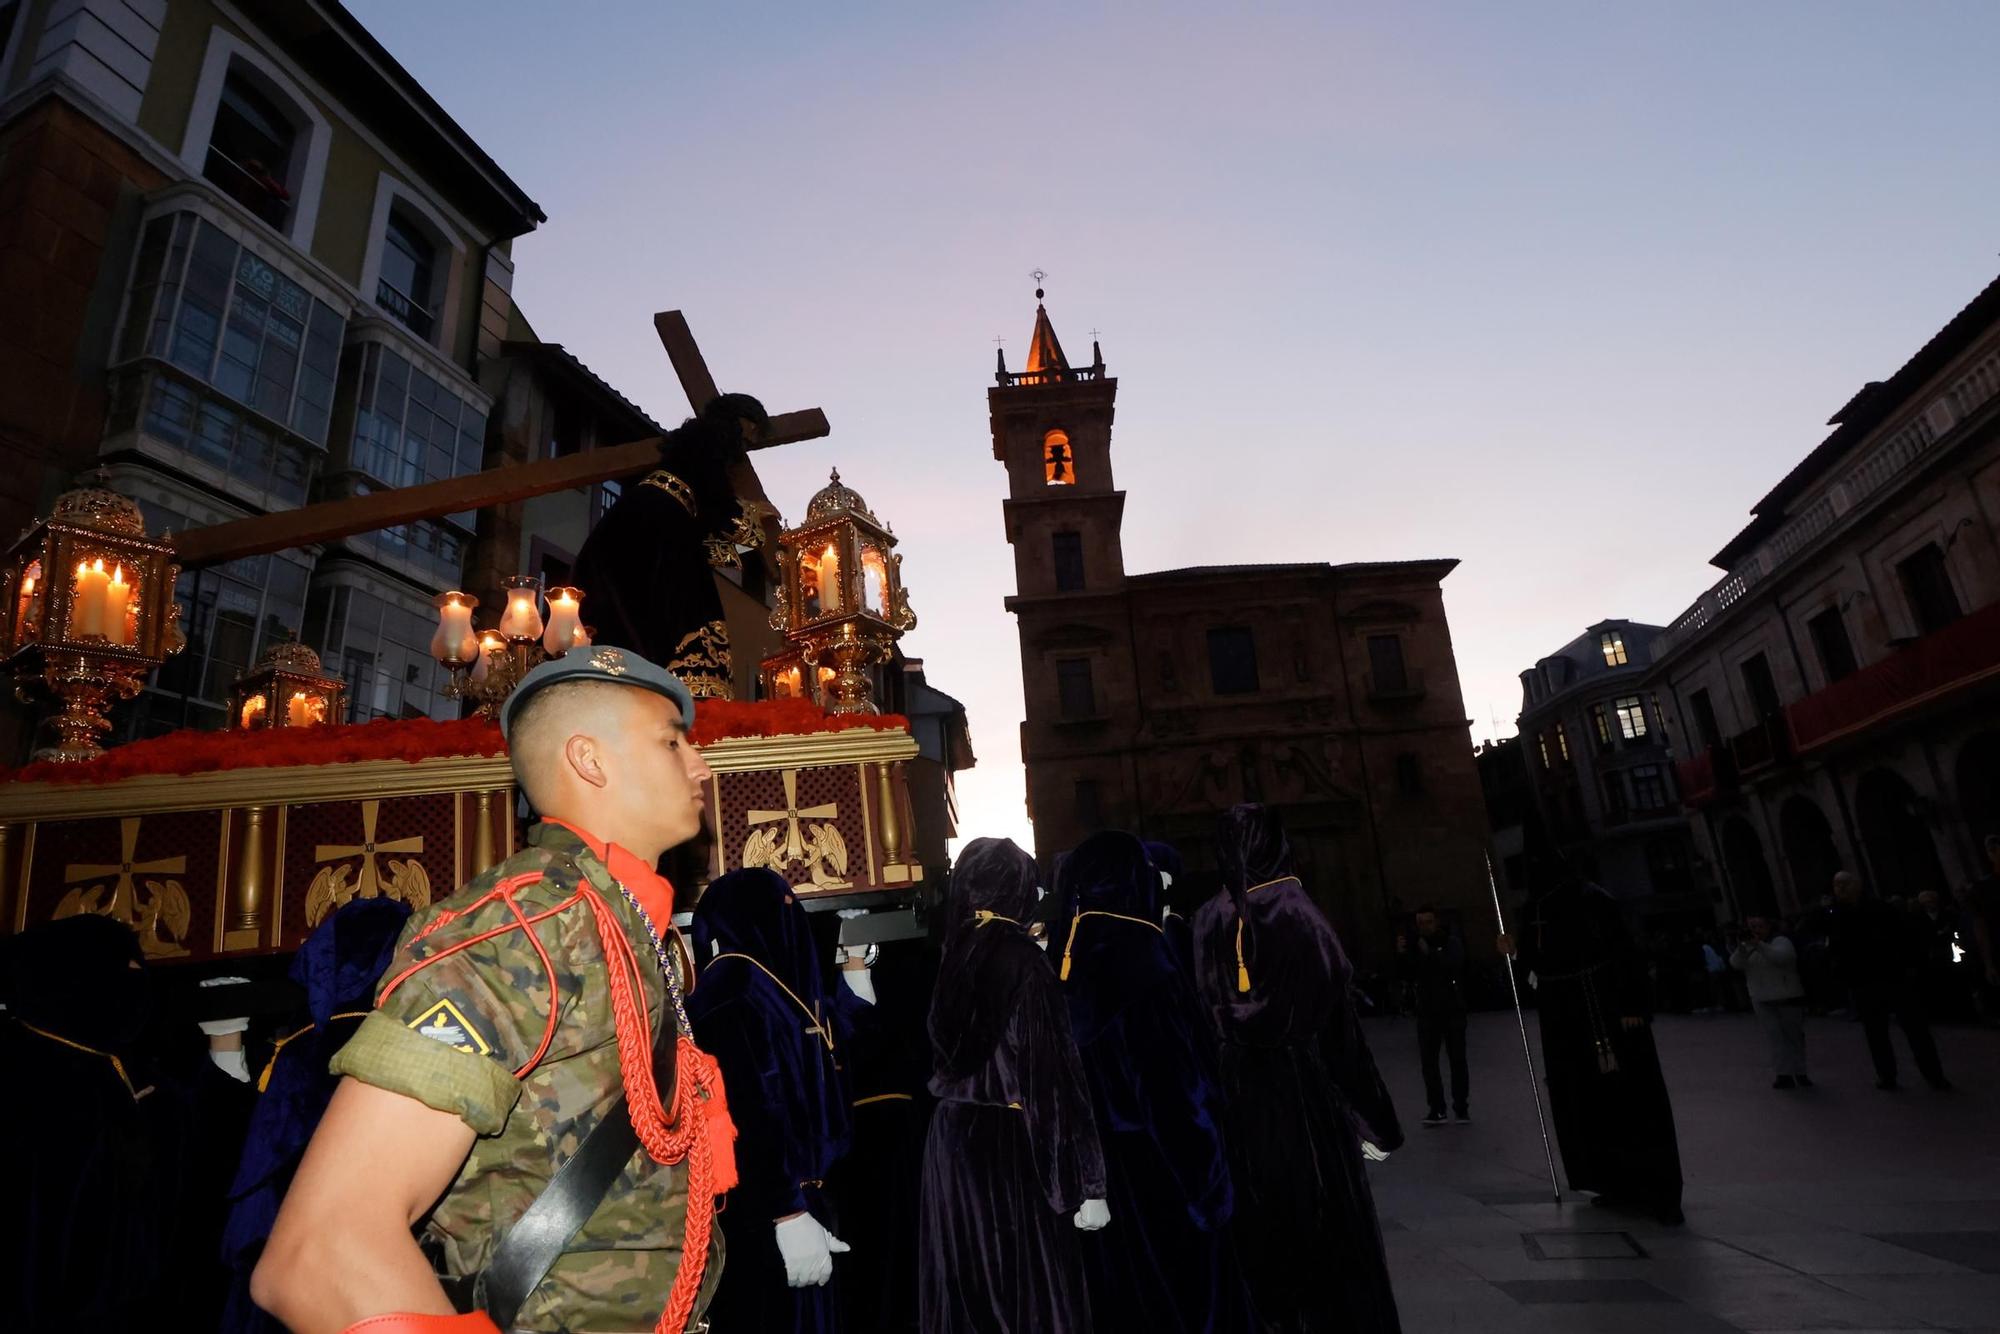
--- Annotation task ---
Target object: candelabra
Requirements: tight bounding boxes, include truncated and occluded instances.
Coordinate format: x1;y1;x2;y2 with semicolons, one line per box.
430;576;590;716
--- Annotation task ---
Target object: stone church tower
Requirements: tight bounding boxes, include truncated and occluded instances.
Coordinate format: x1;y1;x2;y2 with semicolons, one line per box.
988;288;1496;959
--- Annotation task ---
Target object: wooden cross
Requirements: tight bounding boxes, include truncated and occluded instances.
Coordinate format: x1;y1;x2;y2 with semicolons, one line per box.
65;816;186;924
172;310;829;568
315;800;424;900
746;769;838;865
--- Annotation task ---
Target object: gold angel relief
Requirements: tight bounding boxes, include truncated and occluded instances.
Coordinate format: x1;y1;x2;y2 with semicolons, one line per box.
306;800;432;928
57;817;190;958
741;819;851;890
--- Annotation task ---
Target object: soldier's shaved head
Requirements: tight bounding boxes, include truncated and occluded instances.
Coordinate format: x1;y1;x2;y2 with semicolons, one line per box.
506;678;711;862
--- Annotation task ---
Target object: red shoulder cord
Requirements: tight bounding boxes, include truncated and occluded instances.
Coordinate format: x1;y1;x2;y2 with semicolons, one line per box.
376;872;724;1333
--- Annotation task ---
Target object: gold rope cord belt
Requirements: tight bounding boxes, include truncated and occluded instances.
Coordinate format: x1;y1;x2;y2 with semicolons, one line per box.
1059;908;1163;980
258;1011;371;1091
16;1018;147;1100
706;952;834;1054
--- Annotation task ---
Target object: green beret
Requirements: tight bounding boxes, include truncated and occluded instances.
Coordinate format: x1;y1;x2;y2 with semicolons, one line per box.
498;646;697;741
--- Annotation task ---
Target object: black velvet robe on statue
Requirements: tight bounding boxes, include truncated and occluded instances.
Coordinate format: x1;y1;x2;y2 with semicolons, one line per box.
688;868;852;1334
920;837;1106;1333
1514;878;1684;1218
571;396;765;696
1057;831;1258;1334
1192;804;1403;1334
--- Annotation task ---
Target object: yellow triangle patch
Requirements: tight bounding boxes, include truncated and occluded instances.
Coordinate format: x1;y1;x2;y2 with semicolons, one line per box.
408;997;493;1057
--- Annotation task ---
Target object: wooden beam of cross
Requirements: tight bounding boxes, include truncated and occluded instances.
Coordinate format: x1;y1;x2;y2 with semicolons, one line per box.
315;800;423;900
747;770;839;865
172;311;828;568
65;816;187;924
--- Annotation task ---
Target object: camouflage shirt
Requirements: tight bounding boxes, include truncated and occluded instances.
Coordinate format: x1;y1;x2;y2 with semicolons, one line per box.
331;822;720;1333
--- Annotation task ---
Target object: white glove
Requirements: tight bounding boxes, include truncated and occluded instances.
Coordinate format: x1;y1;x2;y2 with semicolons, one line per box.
774;1212;848;1287
209;1047;251;1083
841;967;877;1005
198;975;252;1037
1360;1140;1390;1163
1073;1198;1111;1231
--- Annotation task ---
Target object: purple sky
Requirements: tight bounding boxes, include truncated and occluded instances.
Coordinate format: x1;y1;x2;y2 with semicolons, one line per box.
351;1;2000;852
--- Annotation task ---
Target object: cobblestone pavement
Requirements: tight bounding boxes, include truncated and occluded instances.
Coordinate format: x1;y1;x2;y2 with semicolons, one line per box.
1364;1009;2000;1333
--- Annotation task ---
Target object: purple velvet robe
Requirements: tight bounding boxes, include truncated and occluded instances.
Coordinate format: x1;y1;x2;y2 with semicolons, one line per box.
689;868;852;1334
1193;804;1402;1334
920;837;1105;1333
1057;831;1258;1333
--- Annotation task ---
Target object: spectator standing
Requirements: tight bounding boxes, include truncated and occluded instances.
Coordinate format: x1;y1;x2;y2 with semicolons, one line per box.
1826;871;1951;1091
1729;917;1810;1089
1397;905;1471;1125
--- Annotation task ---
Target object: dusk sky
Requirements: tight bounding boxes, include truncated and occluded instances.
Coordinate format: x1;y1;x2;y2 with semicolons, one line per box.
353;1;2000;852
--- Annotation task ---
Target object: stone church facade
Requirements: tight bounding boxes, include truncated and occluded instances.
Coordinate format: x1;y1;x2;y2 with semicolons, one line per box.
990;296;1493;957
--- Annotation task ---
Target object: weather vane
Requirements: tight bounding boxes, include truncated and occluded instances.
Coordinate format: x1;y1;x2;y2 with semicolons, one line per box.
1030;268;1048;299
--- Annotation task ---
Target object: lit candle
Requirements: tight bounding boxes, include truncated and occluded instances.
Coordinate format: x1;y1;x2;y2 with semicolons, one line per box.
71;559;108;639
102;564;131;645
542;588;582;656
240;695;267;729
431;593;478;664
286;691;313;726
498;582;544;640
471;632;503;684
819;545;842;612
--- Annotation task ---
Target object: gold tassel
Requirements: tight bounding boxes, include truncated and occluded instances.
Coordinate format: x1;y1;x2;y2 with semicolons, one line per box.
1059;912;1082;981
1235;917;1251;993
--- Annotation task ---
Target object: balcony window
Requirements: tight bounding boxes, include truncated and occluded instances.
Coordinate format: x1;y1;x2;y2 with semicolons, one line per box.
1602;772;1629;821
1740;652;1782;721
1689;688;1721;750
1613;694;1649;741
350;342;488;497
1057;657;1096;719
121;498;311;739
1807;606;1859;683
377;208;438;341
1367;634;1408;692
302;582;453;723
1052;530;1085;592
1600;630;1628;667
1897;543;1963;636
1207;626;1260;695
1631;764;1669;811
1590;702;1613;750
116;212;345;447
203;73;297;230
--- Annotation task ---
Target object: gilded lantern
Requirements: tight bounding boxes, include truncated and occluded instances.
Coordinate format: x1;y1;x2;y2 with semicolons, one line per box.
773;469;916;714
230;640;347;730
0;485;184;761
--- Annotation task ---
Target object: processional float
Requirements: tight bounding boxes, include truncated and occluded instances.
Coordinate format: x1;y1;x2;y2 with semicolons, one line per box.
0;313;932;965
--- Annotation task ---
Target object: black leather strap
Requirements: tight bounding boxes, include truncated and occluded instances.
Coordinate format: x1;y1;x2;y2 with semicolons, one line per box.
478;1009;679;1329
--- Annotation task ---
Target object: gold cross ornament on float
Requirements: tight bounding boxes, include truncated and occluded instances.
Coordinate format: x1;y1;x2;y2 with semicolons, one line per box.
742;769;851;890
58;816;191;958
307;799;431;927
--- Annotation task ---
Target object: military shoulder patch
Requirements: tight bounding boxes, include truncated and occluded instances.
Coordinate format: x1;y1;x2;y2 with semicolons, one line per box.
408;998;493;1056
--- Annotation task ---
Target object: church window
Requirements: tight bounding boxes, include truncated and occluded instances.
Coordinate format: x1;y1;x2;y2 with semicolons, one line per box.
1052;531;1085;591
1555;721;1571;762
1600;630;1629;667
1043;429;1075;485
1395;752;1425;796
1536;733;1551;769
1207;626;1260;695
1056;657;1095;719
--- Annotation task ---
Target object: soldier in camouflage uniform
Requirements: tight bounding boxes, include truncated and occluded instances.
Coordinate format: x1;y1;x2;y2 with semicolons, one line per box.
254;647;734;1334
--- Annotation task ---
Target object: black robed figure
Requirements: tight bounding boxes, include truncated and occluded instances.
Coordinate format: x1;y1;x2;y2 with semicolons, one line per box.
919;837;1107;1333
1192;804;1403;1334
571;393;770;699
687;867;854;1333
1054;831;1258;1334
1506;857;1685;1224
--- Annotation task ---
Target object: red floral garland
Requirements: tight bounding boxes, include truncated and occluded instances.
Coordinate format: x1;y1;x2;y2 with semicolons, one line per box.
0;701;909;786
